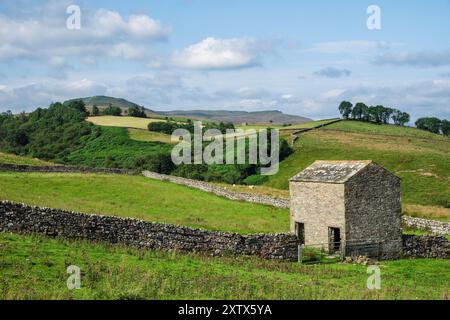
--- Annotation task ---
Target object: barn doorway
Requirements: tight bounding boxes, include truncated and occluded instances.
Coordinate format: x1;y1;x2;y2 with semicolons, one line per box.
295;222;305;245
328;227;341;253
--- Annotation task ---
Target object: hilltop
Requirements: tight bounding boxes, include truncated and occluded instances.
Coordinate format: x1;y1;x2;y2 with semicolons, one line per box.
158;109;312;125
63;96;161;118
64;96;311;125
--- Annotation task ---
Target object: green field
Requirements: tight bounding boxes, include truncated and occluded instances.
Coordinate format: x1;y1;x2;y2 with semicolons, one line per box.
0;172;288;234
87;116;164;130
281;118;341;130
0;232;448;300
0;152;56;166
127;128;175;144
265;121;450;221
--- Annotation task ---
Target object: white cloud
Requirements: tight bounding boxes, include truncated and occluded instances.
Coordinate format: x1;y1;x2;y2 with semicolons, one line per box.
0;6;170;64
172;37;274;70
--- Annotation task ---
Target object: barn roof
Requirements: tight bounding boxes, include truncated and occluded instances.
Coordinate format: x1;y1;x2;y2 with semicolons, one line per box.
289;160;373;184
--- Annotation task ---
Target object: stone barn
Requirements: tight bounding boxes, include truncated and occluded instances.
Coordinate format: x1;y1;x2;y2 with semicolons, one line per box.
289;160;402;259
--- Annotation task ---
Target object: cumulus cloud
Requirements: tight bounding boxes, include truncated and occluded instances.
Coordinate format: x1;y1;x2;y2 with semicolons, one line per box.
0;5;170;65
314;67;351;78
375;50;450;67
172;37;275;70
0;79;108;111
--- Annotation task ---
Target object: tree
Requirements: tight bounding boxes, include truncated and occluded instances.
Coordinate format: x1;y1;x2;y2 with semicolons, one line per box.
128;106;147;118
65;99;88;116
392;109;402;125
381;107;394;124
441;119;450;136
92;105;100;116
351;102;367;120
415;117;442;134
398;112;410;126
338;101;353;119
101;104;122;116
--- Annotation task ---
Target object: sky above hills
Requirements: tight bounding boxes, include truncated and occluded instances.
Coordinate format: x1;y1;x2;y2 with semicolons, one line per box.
0;0;449;120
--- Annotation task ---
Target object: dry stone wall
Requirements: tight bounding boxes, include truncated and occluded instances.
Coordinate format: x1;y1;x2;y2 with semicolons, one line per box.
0;201;298;261
402;216;450;236
142;171;290;208
0;163;135;175
402;235;450;259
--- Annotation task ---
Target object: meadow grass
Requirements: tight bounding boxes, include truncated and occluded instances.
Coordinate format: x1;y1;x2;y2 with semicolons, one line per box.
0;172;289;234
87;116;164;130
265;121;450;220
0;232;448;300
280;118;341;130
127;128;176;144
0;152;57;166
323;120;450;140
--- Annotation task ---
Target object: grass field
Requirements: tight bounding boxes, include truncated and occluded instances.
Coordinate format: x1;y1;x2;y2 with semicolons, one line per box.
264;121;450;221
281;118;341;130
0;172;288;234
127;128;175;144
0;152;57;166
87;116;164;130
0;232;448;300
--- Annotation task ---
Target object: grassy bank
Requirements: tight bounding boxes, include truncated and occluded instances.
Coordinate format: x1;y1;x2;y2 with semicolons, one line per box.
0;233;448;300
0;172;288;234
0;152;57;166
265;121;450;220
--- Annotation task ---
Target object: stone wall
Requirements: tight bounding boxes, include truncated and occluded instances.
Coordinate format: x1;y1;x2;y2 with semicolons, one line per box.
0;201;298;261
402;235;450;259
142;171;290;208
0;163;135;175
344;163;403;259
402;216;450;236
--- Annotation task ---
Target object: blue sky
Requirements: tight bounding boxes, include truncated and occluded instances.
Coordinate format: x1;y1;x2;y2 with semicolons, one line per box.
0;0;450;120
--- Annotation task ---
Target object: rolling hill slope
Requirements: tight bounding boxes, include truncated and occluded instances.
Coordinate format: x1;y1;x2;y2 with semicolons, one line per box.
65;96;312;125
265;120;450;220
159;109;311;125
64;96;161;118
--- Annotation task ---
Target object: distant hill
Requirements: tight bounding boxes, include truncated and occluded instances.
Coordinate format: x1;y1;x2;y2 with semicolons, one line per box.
158;110;312;125
65;96;311;125
64;96;161;118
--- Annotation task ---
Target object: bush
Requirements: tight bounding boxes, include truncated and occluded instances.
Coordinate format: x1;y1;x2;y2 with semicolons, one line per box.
128;106;147;118
102;105;122;116
243;175;269;186
133;153;175;174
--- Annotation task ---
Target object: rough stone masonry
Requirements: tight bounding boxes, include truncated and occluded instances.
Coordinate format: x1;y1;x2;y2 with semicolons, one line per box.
0;201;299;261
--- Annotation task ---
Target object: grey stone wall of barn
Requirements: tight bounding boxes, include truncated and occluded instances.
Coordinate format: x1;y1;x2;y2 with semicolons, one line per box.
344;164;403;259
0;201;299;261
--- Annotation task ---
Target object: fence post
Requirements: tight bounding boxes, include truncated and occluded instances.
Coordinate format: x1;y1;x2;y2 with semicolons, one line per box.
340;241;345;261
298;244;302;264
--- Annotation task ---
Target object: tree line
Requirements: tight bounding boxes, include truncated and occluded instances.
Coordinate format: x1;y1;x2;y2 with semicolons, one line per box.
91;104;147;118
338;101;449;136
415;117;450;136
338;101;410;126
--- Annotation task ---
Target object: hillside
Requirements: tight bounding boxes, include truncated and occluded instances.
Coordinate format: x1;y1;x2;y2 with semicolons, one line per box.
64;96;161;118
159;109;312;125
0;171;288;234
264;120;450;221
65;96;312;125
